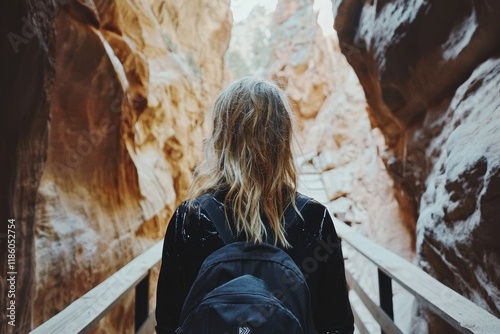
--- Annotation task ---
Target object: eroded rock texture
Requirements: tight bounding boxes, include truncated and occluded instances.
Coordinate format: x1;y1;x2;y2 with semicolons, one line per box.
267;0;415;256
268;0;336;133
334;0;500;331
1;0;231;332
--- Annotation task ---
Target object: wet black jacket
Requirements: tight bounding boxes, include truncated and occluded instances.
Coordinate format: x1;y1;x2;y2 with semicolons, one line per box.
155;192;354;334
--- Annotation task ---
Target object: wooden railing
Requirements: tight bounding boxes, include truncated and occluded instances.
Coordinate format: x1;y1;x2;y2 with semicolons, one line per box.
330;216;500;334
30;218;500;333
30;242;163;334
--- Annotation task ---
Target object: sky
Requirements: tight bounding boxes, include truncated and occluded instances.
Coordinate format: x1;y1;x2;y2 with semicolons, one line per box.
230;0;335;35
230;0;277;22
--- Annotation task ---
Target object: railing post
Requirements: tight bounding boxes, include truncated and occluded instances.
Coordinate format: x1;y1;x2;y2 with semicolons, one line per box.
378;269;394;334
135;273;149;332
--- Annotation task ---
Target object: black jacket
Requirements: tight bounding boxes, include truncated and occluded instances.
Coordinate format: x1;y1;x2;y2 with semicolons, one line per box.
155;192;354;334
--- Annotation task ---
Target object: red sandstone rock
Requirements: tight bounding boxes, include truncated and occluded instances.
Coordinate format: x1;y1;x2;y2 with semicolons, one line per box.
1;0;231;332
268;0;336;131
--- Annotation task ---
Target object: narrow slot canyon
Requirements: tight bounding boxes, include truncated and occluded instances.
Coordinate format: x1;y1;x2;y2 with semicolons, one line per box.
1;0;499;333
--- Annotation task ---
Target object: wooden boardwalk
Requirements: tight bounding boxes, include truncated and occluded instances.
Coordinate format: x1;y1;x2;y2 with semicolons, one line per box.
298;172;329;203
31;171;500;333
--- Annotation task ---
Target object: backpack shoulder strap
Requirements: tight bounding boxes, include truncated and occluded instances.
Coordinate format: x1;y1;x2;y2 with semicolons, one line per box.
199;193;311;245
283;193;310;227
198;194;235;245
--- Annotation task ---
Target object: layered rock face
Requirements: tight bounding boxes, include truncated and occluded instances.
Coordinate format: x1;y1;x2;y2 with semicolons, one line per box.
334;0;500;331
268;0;337;135
0;0;231;332
266;0;415;248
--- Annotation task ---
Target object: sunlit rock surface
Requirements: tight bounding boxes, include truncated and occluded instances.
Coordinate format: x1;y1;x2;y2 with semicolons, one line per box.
268;0;336;132
334;0;500;331
1;0;231;332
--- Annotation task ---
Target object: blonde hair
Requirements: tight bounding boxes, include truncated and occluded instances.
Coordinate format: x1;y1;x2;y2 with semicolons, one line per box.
188;77;299;247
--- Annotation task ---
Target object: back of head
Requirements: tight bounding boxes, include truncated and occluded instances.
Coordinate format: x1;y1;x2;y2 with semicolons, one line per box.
189;77;299;247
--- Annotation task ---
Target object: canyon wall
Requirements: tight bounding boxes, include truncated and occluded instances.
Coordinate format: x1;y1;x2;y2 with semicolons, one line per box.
4;0;496;332
0;0;231;332
334;0;500;332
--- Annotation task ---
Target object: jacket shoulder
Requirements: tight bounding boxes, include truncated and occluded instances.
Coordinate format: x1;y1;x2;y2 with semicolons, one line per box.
170;195;220;243
296;192;328;214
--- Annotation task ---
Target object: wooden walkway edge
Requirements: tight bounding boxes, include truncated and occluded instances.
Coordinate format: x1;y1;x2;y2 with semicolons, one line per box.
30;171;500;333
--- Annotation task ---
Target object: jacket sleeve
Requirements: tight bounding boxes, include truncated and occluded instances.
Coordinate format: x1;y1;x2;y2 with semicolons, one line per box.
314;208;354;334
155;205;187;334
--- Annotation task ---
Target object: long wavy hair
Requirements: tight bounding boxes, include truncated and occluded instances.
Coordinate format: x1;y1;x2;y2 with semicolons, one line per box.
188;77;299;247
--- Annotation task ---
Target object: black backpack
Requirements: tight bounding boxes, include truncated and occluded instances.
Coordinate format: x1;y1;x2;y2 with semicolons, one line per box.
175;194;317;334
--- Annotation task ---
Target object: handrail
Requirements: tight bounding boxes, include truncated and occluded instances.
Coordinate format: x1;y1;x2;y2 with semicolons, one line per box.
30;241;163;334
345;270;402;334
329;214;500;333
30;213;500;333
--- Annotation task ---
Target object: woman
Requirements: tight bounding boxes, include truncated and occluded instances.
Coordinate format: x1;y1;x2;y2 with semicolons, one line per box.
155;77;354;334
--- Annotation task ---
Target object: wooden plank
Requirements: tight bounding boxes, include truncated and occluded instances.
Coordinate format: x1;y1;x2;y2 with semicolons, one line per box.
298;173;329;202
298;180;325;193
299;181;325;191
298;173;323;183
330;215;500;334
299;187;328;198
351;303;371;334
345;270;403;334
298;186;326;197
30;241;164;334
